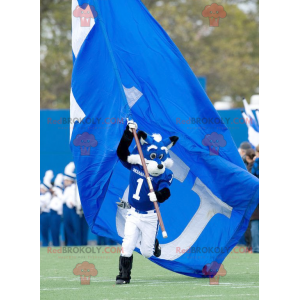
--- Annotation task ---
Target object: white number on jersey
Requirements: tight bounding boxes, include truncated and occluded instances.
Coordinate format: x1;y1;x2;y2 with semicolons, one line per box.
132;178;144;200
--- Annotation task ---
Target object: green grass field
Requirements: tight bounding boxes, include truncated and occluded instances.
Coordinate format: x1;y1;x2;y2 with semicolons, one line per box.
40;246;258;300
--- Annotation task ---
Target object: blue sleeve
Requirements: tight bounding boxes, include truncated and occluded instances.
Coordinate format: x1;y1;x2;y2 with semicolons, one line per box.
158;170;174;190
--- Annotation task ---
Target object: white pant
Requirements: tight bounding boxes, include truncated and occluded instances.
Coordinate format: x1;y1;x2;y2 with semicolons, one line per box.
122;209;158;258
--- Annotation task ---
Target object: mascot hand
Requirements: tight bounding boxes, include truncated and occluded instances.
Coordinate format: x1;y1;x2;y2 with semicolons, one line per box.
155;188;171;203
116;198;132;209
148;192;157;202
127;119;138;132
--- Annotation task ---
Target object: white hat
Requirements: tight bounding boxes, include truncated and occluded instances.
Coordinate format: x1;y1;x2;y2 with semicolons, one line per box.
54;173;64;189
64;162;76;181
42;170;54;190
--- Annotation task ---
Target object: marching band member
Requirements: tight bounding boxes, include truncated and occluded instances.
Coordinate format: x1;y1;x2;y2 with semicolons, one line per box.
75;187;89;246
62;162;80;246
40;170;54;247
49;173;64;246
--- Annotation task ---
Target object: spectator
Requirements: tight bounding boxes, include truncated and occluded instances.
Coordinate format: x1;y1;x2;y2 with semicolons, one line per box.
251;145;259;178
245;149;256;172
240;147;259;252
240;147;256;250
238;141;252;166
250;204;259;253
250;144;259;253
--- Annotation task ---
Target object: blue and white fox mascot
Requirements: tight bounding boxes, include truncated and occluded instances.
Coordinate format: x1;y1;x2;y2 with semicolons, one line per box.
116;120;179;284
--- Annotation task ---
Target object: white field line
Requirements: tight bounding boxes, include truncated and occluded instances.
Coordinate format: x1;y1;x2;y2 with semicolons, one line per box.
40;276;68;278
88;284;258;290
41;276;258;288
201;285;258;288
110;285;258;289
42;279;257;287
110;294;258;300
41;276;257;284
41;272;258;279
229;286;259;288
41;288;80;291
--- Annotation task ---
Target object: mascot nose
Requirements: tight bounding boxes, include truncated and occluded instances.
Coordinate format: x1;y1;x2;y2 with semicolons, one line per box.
158;164;163;169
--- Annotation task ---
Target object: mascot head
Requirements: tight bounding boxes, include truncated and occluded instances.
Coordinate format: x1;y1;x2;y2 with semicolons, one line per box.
128;131;179;177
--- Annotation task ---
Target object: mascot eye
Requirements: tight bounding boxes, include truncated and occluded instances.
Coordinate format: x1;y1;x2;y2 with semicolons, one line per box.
159;154;164;160
150;153;156;159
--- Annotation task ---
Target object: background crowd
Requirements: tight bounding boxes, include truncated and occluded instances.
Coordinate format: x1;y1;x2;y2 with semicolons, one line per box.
40;162;116;246
238;141;259;253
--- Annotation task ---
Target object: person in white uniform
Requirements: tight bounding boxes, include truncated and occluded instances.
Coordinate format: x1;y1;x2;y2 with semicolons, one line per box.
49;173;64;246
62;162;80;246
40;170;54;247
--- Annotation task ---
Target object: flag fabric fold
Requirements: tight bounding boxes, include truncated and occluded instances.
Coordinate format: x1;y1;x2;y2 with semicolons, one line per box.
70;0;259;278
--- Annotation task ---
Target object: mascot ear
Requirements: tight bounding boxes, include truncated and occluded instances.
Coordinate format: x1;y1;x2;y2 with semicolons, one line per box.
137;131;148;145
162;136;179;150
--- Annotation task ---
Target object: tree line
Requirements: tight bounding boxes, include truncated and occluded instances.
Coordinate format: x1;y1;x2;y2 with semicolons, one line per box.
40;0;258;108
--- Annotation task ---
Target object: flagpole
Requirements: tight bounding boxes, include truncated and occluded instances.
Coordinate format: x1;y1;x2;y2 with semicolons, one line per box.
132;128;168;239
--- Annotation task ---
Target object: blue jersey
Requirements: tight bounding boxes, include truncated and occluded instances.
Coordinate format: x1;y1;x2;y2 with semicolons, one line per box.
128;164;173;211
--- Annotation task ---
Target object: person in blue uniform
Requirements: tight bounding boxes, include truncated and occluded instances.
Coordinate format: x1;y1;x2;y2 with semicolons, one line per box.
49;173;64;246
115;120;179;284
75;187;89;246
40;170;54;247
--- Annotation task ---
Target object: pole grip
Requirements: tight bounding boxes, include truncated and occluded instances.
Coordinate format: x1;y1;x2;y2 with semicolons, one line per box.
132;128;168;238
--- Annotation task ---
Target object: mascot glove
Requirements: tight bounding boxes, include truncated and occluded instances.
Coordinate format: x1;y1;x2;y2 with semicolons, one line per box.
148;192;157;202
127;119;138;132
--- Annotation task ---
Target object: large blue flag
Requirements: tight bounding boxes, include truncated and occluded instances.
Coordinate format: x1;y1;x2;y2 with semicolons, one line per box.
70;0;259;278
